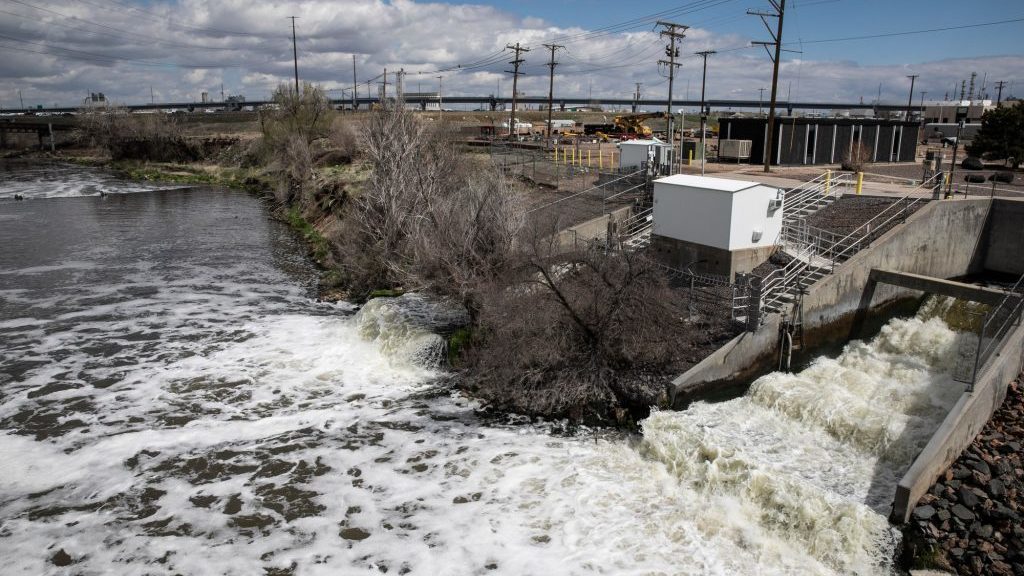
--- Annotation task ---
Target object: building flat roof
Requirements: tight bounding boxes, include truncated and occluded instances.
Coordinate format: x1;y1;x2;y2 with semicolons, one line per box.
619;138;668;146
654;174;760;192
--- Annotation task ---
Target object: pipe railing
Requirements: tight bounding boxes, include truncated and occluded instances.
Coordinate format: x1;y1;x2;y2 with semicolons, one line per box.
954;272;1024;387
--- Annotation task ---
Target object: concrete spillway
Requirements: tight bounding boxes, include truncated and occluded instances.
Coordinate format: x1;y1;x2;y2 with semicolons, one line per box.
671;197;1024;526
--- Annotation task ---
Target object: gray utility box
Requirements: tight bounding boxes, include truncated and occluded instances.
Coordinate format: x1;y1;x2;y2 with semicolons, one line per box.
719;139;752;160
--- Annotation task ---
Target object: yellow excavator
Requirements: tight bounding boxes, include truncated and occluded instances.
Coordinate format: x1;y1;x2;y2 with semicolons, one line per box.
612;112;667;139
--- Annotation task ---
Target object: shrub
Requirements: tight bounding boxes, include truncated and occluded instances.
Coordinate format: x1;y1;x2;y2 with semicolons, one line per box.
841;141;873;172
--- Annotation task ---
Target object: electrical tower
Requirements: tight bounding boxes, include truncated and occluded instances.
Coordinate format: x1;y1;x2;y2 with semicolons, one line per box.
505;43;529;140
633;82;642;114
657;21;688;161
543;43;564;142
749;0;787;173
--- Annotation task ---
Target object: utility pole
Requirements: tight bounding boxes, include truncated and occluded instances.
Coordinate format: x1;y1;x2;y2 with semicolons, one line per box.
396;68;405;100
696;50;715;176
288;16;300;95
150;85;154;105
19;89;24;110
657;21;688;164
905;74;918;121
437;75;443;113
749;0;786;173
634;82;642;113
351;55;358;110
381;67;388;103
543;43;563;142
995;80;1007;105
505;42;529;140
758;87;766;115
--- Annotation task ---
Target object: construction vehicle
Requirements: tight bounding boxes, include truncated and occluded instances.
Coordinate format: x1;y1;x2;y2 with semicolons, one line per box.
612;112;667;139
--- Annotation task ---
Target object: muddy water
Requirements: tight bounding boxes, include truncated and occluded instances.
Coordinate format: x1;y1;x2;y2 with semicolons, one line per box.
0;164;966;575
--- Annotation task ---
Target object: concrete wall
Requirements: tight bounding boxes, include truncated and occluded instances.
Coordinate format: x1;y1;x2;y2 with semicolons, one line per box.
670;198;993;401
799;199;991;330
555;205;633;251
892;319;1024;523
982;199;1024;275
650;235;775;281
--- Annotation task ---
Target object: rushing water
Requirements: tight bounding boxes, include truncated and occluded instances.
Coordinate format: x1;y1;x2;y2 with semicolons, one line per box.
0;164;968;575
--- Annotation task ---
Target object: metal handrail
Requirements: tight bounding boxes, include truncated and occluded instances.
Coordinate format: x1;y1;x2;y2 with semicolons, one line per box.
823;172;942;269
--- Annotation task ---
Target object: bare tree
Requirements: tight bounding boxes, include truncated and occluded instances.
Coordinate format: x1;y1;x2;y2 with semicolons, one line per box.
332;103;524;301
463;226;698;424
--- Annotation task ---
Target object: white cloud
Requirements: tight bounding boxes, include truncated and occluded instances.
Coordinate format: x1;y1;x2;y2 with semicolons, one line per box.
0;0;1020;109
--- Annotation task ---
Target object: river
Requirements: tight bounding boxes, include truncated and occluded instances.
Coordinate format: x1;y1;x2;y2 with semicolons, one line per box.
0;163;966;575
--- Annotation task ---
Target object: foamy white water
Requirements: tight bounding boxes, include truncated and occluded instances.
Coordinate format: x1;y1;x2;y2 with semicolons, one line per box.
0;167;967;575
1;161;184;199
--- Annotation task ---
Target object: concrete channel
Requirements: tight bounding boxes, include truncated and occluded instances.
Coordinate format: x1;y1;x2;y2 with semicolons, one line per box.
670;196;1024;523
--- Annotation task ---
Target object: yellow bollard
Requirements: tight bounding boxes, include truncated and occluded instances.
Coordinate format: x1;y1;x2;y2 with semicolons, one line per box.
688;149;693;166
588;150;592;167
599;151;603;170
825;169;831;195
855;171;863;195
553;147;558;163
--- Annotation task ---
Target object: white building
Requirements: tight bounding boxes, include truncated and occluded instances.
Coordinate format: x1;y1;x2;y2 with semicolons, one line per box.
650;174;783;280
618;138;673;172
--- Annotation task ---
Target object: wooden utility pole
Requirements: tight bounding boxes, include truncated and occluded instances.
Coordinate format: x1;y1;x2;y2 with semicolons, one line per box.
696;50;715;176
505;42;529;140
749;0;786;173
657;21;687;161
995;80;1007;105
906;74;919;121
351;55;357;110
288;16;300;95
543;43;563;142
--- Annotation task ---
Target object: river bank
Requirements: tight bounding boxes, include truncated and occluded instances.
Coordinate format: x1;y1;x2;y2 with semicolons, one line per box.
902;375;1024;575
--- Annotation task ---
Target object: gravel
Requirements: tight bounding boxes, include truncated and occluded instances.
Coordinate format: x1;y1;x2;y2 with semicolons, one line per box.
901;376;1024;576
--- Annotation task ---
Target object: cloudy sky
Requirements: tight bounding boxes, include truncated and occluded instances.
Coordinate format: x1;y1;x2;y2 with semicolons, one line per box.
1;0;1021;109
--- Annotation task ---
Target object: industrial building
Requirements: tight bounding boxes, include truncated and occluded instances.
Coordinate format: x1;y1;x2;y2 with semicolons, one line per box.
717;117;920;166
649;174;783;280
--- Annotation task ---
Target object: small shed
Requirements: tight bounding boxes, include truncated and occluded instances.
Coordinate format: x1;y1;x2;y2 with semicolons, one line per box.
619;138;673;172
650;174;783;280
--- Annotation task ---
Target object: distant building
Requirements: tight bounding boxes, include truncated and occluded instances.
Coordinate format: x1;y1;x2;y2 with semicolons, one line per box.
921;100;994;124
717;117;920;166
82;92;109;107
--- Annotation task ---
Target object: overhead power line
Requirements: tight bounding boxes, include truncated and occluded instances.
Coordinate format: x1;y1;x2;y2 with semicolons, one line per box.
793;16;1024;45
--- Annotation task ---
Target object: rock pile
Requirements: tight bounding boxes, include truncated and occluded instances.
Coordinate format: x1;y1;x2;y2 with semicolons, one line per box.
903;377;1024;575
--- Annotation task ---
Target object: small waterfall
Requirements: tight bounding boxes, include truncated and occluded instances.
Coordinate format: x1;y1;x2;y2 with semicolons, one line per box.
354;293;469;368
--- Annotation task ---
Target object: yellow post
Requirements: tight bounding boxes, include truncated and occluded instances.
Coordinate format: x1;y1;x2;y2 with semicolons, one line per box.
855;171;863;195
825;169;831;195
553;147;558;163
588;150;592;167
688;149;693;166
562;147;566;165
599;151;603;170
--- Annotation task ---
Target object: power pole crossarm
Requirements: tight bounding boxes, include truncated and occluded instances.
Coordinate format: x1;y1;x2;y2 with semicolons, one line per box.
657;21;688;165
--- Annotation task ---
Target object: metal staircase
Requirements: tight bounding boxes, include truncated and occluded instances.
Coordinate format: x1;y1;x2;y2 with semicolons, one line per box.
755;172;942;320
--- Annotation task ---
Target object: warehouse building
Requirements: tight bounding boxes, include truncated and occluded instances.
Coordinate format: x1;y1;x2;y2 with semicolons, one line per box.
717;117;920;166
